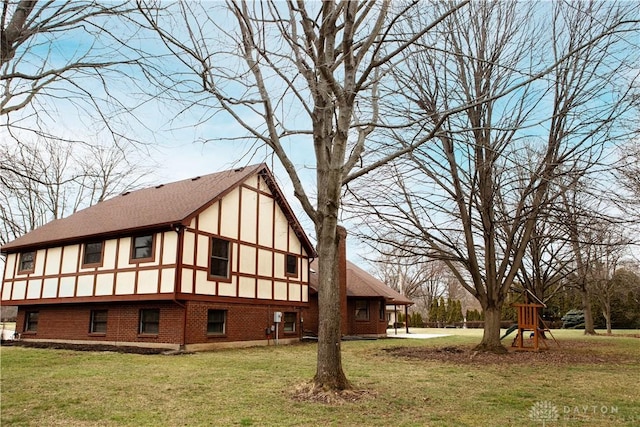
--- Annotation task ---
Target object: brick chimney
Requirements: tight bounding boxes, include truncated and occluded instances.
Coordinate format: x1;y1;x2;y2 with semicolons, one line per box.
337;225;348;335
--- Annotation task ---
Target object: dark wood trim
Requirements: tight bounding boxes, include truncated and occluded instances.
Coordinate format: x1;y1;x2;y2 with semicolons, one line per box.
7;293;180;306
5;252;15;281
188;226;309;260
74;245;81;297
192;216;199;292
157;232;165;294
253;186;260;299
174;292;310;307
175;226;184;296
236;185;242;297
7;291;312;308
215;200;222;296
40;249;48;299
182;265;307;286
271;189;276;299
57;246;65;298
112;238;120;295
2;263;179;283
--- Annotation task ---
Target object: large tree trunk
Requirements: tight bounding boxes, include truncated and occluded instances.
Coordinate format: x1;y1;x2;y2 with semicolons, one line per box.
475;303;507;354
313;219;351;391
580;288;596;335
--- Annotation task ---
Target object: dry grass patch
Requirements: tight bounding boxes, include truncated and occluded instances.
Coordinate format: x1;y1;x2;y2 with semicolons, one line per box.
2;330;639;426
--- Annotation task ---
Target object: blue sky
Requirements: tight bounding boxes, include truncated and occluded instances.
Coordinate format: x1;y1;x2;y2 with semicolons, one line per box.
2;0;638;269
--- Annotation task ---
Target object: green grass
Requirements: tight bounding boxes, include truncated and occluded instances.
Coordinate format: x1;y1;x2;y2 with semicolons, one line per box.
1;329;639;426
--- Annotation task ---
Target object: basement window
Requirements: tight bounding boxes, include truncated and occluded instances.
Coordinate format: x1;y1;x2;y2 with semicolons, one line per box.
284;312;296;333
139;309;160;335
25;311;39;332
90;310;108;334
207;309;226;335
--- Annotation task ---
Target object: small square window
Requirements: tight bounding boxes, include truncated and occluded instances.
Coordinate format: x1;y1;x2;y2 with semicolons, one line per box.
355;300;369;321
284;312;296;332
83;242;103;266
139;309;159;334
90;310;108;334
210;238;230;279
286;254;297;276
19;251;35;273
207;309;226;335
25;311;39;332
132;235;154;261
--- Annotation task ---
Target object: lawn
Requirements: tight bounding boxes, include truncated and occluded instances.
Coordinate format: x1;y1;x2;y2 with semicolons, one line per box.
1;329;638;426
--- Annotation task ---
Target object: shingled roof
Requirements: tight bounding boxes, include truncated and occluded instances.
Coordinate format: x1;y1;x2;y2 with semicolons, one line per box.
2;164;315;256
309;259;413;306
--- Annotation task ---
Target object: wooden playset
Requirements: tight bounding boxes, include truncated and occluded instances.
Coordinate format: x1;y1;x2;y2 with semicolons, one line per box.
509;290;559;352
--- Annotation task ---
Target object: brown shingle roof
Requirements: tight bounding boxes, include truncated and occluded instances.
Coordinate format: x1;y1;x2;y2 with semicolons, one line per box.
2;164;315;256
309;259;413;306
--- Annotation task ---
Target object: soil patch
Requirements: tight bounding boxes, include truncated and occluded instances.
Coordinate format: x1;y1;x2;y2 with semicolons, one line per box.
3;340;173;355
289;382;376;405
382;341;638;366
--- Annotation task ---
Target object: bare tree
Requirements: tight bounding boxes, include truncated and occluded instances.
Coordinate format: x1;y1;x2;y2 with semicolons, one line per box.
589;226;630;334
137;0;473;390
348;1;639;352
1;0;150;144
559;178;632;334
372;247;448;317
0;135;150;246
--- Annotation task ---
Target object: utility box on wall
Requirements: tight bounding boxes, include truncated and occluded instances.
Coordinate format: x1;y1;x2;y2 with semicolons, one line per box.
273;311;282;323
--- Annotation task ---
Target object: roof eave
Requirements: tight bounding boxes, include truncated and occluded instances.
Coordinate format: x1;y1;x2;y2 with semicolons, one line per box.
0;222;178;254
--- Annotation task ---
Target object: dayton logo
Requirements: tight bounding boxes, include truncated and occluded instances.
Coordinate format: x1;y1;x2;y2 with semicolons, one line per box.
529;401;559;426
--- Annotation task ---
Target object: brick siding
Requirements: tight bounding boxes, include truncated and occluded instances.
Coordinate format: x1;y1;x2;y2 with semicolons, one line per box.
347;298;388;336
16;301;305;349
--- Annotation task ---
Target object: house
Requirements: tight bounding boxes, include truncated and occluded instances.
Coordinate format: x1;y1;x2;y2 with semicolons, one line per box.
0;164;316;351
305;227;413;338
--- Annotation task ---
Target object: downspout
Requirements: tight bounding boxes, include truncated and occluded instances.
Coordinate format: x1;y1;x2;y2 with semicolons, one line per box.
173;224;187;350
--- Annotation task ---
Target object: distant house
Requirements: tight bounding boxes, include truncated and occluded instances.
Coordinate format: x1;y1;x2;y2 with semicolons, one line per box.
1;164;315;351
306;227;413;338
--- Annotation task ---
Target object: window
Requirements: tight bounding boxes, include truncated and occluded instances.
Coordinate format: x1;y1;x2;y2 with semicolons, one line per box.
25;311;39;332
286;254;298;276
355;300;369;321
210;237;230;279
19;251;35;273
132;235;154;261
139;309;159;334
83;241;103;266
90;310;108;334
284;312;296;332
379;301;386;321
207;309;226;335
